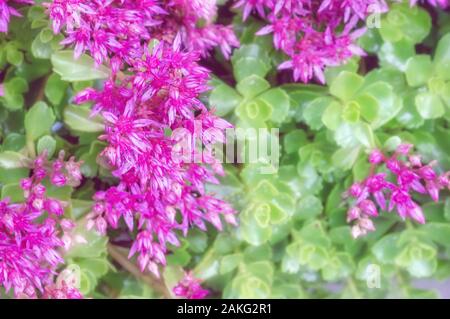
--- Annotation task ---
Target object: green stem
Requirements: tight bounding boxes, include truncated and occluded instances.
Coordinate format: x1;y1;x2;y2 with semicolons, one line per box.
26;137;36;158
193;245;216;277
347;278;362;299
405;219;414;230
396;269;409;298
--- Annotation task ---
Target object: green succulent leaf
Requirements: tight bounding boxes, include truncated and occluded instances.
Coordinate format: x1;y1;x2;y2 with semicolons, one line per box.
63;105;104;133
25;102;56;142
51;50;110;82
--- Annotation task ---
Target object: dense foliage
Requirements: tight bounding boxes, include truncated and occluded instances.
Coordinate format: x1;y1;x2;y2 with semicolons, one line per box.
1;0;450;299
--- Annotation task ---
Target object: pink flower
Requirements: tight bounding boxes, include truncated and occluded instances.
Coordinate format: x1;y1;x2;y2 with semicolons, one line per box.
359;199;378;217
43;281;83;299
173;271;209;299
78;43;237;275
0;0;33;33
351;216;375;238
45;0;238;68
41;265;83;299
235;0;377;82
396;143;413;155
0;151;83;297
47;1;237;278
369;149;384;164
234;0;270;21
345;144;450;237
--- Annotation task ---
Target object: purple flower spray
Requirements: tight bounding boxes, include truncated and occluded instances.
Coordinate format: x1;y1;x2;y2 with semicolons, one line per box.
345;144;450;238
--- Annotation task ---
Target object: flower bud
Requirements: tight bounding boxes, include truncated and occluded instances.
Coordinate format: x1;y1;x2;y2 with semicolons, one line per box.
51;173;67;187
349;183;363;198
408;155;422;167
95;217;107;235
351;225;363;239
359;199;378;217
359;217;375;232
44;199;65;216
20;178;32;191
386;159;401;174
369;149;384;164
60;219;75;231
347;206;361;222
408;204;425;224
419;166;436;180
426;181;440;202
396;143;413;155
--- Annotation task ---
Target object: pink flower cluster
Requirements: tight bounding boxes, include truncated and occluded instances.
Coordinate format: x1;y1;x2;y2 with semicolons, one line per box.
0;151;83;298
0;0;33;33
234;0;388;83
42;281;83;299
76;42;237;276
345;144;450;238
45;1;238;283
45;0;238;72
173;271;209;299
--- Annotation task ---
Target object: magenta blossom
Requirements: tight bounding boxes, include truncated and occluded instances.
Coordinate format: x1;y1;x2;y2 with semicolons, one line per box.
0;151;83;298
236;0;386;83
42;281;83;299
45;0;238;70
345;144;450;238
0;0;33;33
48;1;237;278
80;42;237;276
173;271;209;299
42;265;83;299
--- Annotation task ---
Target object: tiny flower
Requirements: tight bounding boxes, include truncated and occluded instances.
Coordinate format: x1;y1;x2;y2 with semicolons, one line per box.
426;181;440;202
419;166;436;181
95;217;107;235
344;143;449;238
173;271;209;299
351;224;363;239
60;219;75;231
346;206;361;222
359;199;378;217
33;184;46;196
32;198;44;211
408;203;426;224
50;172;67;187
44;198;65;216
439;175;450;188
43;281;83;299
369;149;384;164
20;178;33;190
386;158;402;174
409;155;422;167
359;217;376;232
349;183;364;198
396;143;413;155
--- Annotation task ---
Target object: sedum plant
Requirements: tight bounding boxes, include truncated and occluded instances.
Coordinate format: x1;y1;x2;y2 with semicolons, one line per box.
1;0;450;300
